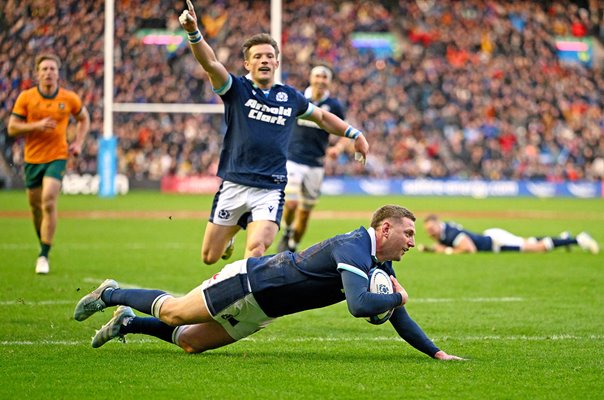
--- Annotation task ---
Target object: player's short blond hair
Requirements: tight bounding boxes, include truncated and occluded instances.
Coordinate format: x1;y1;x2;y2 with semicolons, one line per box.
35;54;61;71
242;33;279;60
370;205;416;229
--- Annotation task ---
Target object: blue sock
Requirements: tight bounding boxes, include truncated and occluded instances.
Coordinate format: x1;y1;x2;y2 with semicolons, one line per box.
552;238;578;248
101;288;167;315
121;317;176;344
39;242;51;258
500;246;521;252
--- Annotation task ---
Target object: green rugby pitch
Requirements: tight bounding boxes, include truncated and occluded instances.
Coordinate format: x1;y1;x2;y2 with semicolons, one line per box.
1;191;602;399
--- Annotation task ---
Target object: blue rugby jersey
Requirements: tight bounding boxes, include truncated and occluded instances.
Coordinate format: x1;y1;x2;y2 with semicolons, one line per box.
287;95;345;167
246;226;440;357
439;221;493;251
247;226;389;316
215;74;312;190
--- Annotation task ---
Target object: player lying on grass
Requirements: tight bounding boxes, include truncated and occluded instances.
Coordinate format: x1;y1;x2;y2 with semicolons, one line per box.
74;205;464;361
419;214;600;255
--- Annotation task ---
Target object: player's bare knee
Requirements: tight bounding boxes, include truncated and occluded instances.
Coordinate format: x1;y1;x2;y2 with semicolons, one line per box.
246;243;266;258
179;340;206;354
41;199;56;214
202;254;219;265
177;330;207;354
201;249;219;265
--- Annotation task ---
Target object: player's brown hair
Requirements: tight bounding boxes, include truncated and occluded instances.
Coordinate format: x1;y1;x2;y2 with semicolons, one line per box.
242;33;280;60
370;205;416;229
35;54;61;71
424;214;440;223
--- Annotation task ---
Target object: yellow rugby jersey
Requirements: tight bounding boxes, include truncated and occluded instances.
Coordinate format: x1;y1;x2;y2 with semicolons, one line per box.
11;86;83;164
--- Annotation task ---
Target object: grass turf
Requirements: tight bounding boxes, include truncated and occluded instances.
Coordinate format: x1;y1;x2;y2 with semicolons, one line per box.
1;191;603;399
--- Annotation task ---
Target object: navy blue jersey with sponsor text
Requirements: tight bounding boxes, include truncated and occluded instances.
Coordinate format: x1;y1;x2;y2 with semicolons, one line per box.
216;74;311;189
287;95;344;167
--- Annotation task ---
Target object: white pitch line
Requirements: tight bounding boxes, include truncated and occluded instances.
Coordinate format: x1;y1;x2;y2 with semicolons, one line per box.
0;279;187;306
0;296;522;306
412;297;524;303
0;242;193;250
2;335;603;347
243;335;604;342
0;300;74;306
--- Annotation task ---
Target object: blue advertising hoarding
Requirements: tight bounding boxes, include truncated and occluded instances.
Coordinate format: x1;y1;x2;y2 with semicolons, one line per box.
322;178;602;198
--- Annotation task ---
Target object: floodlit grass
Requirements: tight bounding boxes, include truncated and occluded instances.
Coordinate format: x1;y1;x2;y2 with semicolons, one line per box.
1;190;603;399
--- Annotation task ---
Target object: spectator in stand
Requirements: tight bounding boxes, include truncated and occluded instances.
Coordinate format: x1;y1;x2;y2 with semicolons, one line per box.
2;0;603;184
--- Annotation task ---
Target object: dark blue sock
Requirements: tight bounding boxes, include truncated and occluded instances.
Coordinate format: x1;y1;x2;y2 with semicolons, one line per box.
101;288;168;315
39;242;51;258
500;246;521;252
552;238;578;248
121;317;176;344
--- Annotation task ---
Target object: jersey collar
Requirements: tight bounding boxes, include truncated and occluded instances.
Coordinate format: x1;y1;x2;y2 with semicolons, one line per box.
245;73;283;89
37;85;59;99
366;227;377;262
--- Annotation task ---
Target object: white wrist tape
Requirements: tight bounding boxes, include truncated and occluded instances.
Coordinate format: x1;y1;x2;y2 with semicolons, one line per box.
187;30;203;43
344;126;361;140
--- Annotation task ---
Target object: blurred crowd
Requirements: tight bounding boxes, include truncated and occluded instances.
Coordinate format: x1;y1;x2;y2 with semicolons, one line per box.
2;0;604;184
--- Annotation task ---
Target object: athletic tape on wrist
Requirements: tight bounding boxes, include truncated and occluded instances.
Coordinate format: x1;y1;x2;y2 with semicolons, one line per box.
345;126;361;140
187;30;203;43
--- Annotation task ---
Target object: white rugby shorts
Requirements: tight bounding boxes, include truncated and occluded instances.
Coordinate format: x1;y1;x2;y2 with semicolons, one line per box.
200;259;273;340
284;160;325;210
210;181;284;228
484;228;524;252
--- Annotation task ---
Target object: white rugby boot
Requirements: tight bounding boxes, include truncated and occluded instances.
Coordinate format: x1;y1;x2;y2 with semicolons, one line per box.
35;256;50;274
577;232;599;254
73;279;119;321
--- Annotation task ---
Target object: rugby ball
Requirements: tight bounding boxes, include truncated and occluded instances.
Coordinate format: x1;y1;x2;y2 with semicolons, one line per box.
366;268;394;325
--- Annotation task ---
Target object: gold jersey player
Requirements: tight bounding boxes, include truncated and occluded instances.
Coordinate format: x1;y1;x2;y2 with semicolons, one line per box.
8;53;90;274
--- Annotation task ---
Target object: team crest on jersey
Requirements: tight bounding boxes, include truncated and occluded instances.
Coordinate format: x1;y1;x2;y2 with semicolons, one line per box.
275;92;288;102
59;103;65;110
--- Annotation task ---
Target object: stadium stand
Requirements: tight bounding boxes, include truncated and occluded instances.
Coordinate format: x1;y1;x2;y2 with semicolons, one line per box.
2;0;603;187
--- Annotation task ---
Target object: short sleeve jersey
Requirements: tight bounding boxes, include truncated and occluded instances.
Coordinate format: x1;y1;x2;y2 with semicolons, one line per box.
11;86;83;164
439;221;493;251
287;95;345;167
247;226;393;317
215;74;311;190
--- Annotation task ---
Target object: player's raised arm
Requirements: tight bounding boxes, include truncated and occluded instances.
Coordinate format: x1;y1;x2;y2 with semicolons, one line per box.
302;107;369;163
178;0;229;90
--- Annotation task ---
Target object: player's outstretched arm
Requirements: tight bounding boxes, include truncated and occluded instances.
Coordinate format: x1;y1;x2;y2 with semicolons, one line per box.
178;0;229;90
304;107;368;163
